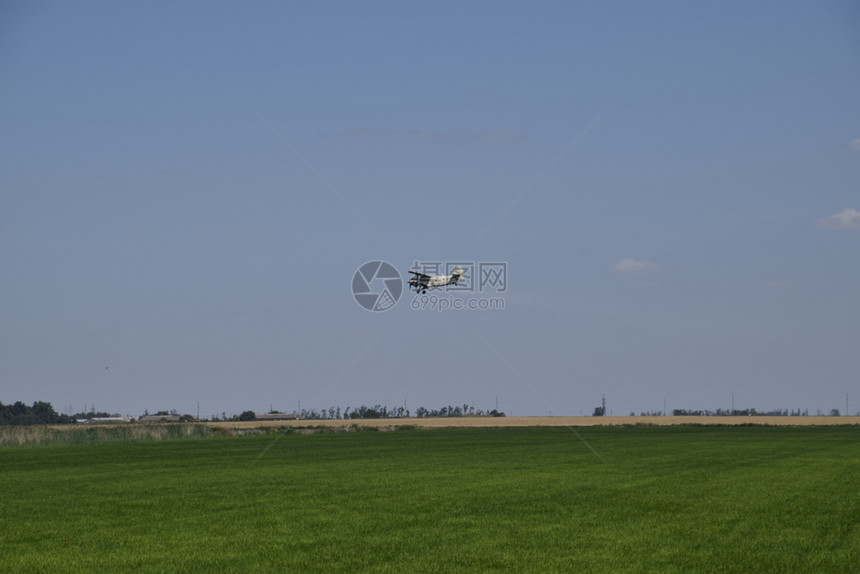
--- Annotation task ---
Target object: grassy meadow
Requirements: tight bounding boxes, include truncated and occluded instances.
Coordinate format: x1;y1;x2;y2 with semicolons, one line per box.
1;425;857;573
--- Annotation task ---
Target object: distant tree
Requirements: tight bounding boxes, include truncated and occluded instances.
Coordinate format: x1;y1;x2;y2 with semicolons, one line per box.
830;409;840;417
31;401;57;423
301;409;321;420
0;401;68;425
593;406;605;416
238;410;256;421
352;405;384;419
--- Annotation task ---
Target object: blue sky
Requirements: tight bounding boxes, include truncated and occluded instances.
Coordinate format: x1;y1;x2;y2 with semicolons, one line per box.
2;1;858;418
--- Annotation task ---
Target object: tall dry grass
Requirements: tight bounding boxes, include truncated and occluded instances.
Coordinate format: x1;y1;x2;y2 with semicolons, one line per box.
0;423;216;447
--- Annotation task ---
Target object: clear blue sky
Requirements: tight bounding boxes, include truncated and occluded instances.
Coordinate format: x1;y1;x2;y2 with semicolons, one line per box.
2;1;858;417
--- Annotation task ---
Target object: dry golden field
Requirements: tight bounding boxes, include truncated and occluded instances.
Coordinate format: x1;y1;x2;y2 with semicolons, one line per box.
206;415;860;430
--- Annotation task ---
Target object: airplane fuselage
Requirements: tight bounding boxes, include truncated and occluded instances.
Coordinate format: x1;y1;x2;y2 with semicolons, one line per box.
408;266;465;293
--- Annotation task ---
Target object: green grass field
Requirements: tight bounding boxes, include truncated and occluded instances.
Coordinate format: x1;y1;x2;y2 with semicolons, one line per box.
1;426;857;573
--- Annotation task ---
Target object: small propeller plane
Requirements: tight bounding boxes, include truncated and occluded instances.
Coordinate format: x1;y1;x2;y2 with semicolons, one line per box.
408;266;465;294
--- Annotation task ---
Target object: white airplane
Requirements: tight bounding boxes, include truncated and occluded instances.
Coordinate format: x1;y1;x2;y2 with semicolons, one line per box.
408;266;465;294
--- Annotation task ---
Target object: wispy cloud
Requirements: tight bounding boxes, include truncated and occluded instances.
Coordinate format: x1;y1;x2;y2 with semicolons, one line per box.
322;126;529;148
815;208;860;231
613;258;657;274
849;139;860;152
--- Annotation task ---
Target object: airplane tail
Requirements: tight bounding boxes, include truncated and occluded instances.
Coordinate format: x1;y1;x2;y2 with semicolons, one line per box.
451;266;464;283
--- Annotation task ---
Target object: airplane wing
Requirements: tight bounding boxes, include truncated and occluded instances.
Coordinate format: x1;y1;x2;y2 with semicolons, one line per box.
408;270;432;279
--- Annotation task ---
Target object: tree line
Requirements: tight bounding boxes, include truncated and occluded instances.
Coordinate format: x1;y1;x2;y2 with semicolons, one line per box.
235;403;506;421
5;399;846;426
0;401;78;425
0;400;505;425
